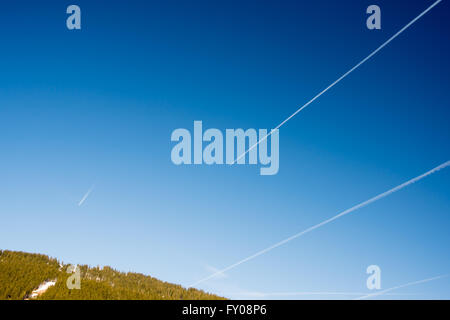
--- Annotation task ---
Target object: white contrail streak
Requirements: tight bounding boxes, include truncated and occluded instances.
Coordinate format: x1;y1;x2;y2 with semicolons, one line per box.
355;275;448;300
189;161;450;288
232;0;442;164
78;185;94;206
205;265;228;279
226;291;417;298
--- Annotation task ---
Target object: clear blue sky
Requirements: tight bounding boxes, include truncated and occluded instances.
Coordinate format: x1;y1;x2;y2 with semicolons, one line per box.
1;0;449;299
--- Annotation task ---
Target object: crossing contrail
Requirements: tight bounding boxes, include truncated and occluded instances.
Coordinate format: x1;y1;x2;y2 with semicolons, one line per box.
355;274;448;300
226;291;418;298
232;0;442;164
78;184;95;206
189;161;450;288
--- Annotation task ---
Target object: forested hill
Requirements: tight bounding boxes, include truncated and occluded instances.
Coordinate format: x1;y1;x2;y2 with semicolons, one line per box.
0;250;224;300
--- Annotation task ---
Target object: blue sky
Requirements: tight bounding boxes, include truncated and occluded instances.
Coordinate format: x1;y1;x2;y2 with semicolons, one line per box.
1;0;449;299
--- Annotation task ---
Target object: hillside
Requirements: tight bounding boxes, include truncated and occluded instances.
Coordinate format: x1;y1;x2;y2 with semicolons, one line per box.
0;250;224;300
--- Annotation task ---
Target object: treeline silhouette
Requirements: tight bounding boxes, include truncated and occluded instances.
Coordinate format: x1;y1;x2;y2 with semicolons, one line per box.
0;250;224;300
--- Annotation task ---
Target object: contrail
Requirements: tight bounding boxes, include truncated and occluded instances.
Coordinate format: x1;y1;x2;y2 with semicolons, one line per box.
189;161;450;288
78;185;94;206
355;275;448;300
232;0;442;164
205;265;228;279
226;291;417;298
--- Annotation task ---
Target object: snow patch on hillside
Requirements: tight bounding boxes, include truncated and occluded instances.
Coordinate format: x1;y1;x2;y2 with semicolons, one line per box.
30;280;57;298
